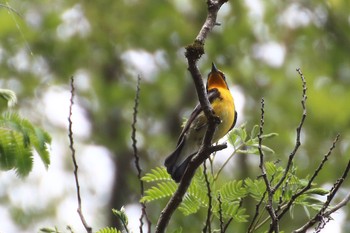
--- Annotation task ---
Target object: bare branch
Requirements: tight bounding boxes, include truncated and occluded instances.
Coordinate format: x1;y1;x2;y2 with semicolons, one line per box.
257;98;279;233
273;68;307;192
131;75;151;233
68;77;92;233
278;134;340;221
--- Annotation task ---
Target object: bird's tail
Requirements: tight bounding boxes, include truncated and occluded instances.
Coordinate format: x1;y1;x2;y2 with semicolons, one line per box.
164;137;194;182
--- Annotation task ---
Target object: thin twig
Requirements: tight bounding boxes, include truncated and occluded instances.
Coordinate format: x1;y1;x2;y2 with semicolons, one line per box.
203;162;212;233
247;191;267;233
223;217;233;232
265;68;307;232
0;3;23;17
278;134;340;221
68;77;92;233
273;68;307;193
324;188;350;216
292;134;345;233
131;75;151;233
257;98;279;233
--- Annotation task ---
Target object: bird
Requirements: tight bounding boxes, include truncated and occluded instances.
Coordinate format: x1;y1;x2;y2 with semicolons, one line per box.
164;63;237;182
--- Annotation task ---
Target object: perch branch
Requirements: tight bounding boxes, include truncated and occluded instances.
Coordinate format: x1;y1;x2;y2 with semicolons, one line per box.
155;1;228;232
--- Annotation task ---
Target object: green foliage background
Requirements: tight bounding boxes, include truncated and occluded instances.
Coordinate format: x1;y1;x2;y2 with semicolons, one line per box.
0;0;350;232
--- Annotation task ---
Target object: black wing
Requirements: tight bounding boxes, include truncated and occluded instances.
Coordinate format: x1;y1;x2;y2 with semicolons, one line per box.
176;88;220;145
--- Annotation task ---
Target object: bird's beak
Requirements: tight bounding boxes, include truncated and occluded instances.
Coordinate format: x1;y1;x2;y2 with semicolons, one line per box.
211;62;218;73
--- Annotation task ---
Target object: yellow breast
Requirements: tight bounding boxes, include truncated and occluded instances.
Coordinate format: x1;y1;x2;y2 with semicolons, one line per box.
210;87;235;143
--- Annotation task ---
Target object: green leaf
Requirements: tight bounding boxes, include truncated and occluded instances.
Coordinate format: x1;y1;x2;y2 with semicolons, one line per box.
171;227;183;233
250;125;259;139
179;194;201;215
218;180;247;201
228;130;239;147
237;147;259;155
0;89;17;107
218;201;248;222
141;181;177;203
31;127;52;168
303;205;311;219
96;227;120;233
304;188;329;196
265;162;278;176
141;166;171;182
112;207;128;228
39;227;60;233
245;178;266;201
249;143;275;154
260;133;279;139
0;112;51;177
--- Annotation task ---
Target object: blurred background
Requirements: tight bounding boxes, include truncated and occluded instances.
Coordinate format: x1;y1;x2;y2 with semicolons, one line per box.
0;0;350;232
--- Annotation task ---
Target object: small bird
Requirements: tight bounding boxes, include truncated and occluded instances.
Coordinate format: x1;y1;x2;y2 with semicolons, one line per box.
165;63;237;182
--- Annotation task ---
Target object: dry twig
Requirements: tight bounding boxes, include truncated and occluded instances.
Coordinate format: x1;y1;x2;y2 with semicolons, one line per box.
131;75;151;233
68;77;92;233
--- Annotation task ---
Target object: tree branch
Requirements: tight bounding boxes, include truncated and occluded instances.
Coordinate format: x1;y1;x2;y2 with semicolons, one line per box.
155;1;228;232
68;77;92;233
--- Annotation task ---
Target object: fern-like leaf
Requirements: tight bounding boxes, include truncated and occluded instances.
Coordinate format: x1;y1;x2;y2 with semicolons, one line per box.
218;201;248;222
141;181;177;203
0;89;17;107
179;194;201;215
96;227;121;233
142;166;171;182
245;178;266;201
187;168;210;206
218;180;247;201
0;112;51;177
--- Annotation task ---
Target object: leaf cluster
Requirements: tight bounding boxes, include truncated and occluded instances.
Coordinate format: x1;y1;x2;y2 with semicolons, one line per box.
0;112;51;177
